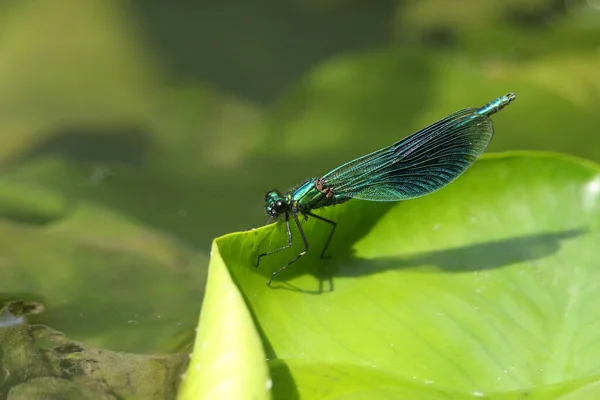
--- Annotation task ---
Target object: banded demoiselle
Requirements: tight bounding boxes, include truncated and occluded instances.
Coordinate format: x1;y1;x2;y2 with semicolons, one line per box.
257;93;516;285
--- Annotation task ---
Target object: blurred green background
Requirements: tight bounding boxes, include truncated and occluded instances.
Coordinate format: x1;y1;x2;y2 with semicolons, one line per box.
0;0;599;355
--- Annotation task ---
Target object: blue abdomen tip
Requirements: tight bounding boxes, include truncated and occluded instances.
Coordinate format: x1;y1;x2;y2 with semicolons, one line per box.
477;92;517;116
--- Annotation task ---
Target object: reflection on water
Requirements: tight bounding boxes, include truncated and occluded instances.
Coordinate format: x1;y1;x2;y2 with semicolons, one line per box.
0;308;24;328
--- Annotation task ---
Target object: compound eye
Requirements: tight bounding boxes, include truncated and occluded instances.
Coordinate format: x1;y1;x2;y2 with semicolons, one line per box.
274;200;285;212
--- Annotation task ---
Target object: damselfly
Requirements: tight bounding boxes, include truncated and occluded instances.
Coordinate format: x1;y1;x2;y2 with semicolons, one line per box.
257;93;516;285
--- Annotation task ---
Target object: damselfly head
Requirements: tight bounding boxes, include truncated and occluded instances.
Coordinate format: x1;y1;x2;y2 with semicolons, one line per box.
265;190;290;217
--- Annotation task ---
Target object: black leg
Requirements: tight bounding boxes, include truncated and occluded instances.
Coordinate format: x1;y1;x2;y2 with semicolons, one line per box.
307;212;336;259
268;213;309;286
256;213;292;269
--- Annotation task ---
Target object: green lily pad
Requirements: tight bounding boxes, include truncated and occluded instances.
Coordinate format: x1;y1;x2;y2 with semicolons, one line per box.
197;152;600;399
0;178;207;354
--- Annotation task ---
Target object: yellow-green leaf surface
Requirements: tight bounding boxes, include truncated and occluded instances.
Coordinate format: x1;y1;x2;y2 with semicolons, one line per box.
179;242;271;400
205;152;600;399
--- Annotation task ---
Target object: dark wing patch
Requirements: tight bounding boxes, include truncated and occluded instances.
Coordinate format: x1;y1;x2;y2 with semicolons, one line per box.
323;109;493;201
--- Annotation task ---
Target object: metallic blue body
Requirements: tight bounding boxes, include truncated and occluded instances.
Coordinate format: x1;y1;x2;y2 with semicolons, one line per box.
265;92;516;215
260;93;516;284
